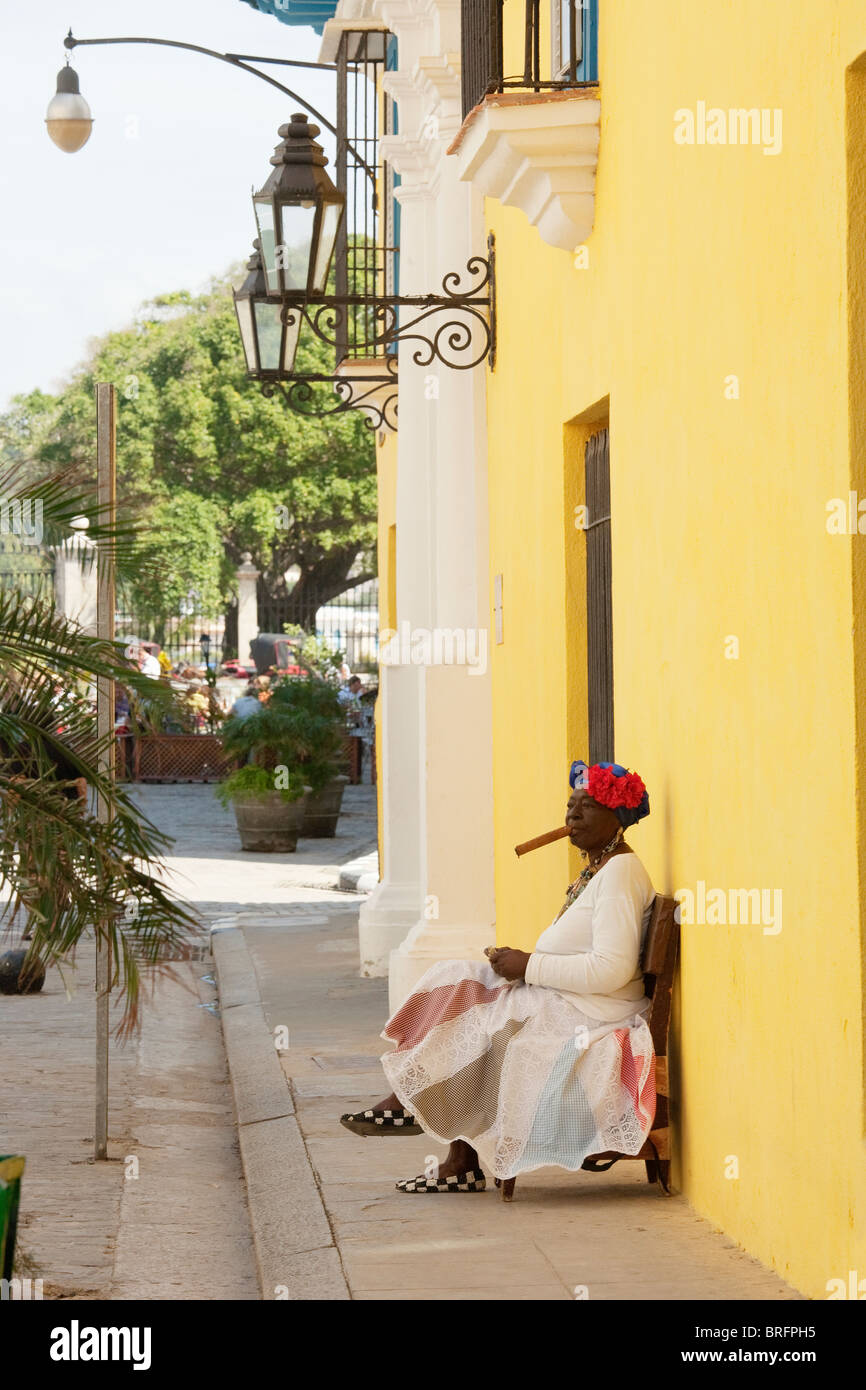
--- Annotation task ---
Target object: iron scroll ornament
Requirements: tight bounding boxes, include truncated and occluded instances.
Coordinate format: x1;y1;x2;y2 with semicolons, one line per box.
279;252;494;372
258;242;496;424
261;358;398;432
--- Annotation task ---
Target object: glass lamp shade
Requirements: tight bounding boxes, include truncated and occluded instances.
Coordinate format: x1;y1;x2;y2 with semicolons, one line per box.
254;197;317;296
233;242;302;376
252;114;345;298
311;195;342;293
45;66;93;153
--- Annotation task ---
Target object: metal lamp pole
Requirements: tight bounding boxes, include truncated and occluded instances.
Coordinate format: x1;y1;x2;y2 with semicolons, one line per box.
94;383;116;1161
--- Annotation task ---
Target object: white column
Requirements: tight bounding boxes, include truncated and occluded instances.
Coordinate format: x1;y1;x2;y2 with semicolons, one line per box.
363;0;496;1009
358;176;433;977
52;520;97;634
236;553;260;666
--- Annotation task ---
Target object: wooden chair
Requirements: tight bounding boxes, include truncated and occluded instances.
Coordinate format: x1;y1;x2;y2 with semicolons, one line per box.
496;893;679;1202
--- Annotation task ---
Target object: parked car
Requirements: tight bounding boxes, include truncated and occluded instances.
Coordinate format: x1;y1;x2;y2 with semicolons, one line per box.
249;633;319;680
219;658;258;679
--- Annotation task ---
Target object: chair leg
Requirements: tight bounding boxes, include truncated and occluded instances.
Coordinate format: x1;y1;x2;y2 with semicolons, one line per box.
500;1177;516;1202
656;1160;672;1195
644;1159;658;1185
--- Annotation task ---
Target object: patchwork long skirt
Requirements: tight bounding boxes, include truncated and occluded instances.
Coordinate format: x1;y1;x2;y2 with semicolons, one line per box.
380;959;656;1181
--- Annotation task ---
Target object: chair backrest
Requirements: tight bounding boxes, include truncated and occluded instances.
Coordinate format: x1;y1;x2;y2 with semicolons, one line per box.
640;894;679;1055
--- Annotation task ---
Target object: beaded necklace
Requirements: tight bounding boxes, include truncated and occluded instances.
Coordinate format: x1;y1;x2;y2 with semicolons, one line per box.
554;827;625;921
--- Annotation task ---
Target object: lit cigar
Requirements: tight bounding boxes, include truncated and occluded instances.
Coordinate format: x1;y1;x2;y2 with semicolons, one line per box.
514;824;571;858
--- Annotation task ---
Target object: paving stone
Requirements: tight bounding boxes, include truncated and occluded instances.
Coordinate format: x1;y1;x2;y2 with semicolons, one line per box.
4;939;258;1301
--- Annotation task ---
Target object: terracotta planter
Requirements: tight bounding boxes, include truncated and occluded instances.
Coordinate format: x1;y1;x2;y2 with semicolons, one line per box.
302;775;350;838
231;788;310;853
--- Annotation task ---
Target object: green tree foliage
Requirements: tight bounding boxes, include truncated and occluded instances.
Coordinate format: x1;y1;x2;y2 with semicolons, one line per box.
0;273;378;635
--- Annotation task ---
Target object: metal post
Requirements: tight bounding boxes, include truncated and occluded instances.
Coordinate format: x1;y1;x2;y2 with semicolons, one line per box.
523;0;534;86
335;34;349;367
94;383;116;1161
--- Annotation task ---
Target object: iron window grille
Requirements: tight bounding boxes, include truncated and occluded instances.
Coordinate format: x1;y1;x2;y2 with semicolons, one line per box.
461;0;598;119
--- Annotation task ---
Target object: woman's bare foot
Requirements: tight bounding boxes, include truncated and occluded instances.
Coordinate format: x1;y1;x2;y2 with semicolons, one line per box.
427;1140;481;1180
371;1092;403;1111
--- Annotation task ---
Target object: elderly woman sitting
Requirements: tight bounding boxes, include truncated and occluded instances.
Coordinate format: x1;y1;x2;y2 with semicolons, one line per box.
340;761;656;1195
341;760;657;1193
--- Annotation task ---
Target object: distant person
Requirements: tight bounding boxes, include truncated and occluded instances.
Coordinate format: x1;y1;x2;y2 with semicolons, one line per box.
137;645;161;679
339;676;364;783
229;684;262;721
338;675;363;712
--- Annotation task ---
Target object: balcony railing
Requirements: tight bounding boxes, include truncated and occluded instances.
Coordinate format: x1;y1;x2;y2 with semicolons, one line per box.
461;0;598;119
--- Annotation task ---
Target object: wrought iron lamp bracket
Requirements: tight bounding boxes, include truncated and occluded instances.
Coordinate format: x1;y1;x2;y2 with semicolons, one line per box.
280;244;495;371
259;237;496;424
260;358;399;432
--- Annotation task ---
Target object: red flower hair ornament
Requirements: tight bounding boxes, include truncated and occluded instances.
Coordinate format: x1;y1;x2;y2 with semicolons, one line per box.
569;760;650;826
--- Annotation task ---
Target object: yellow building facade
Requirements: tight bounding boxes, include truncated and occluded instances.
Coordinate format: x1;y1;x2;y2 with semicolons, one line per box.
371;0;866;1296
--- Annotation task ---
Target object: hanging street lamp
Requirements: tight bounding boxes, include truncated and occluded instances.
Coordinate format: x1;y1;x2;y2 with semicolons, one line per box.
253;114;345;299
233;241;302;378
47;29;496;430
45;62;93;153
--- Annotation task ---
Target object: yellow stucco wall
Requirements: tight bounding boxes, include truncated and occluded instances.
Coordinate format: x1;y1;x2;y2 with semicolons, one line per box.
483;0;866;1297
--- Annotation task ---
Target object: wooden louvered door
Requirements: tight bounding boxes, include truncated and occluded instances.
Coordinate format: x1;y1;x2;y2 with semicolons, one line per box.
585;427;614;763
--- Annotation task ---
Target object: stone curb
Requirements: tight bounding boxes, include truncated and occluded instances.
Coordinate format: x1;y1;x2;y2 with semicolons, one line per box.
212;925;350;1301
338;852;379;894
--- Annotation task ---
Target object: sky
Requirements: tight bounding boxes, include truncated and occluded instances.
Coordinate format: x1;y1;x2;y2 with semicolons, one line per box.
0;0;337;411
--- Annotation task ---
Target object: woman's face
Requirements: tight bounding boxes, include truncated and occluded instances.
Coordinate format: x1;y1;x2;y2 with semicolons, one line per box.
565;788;622;852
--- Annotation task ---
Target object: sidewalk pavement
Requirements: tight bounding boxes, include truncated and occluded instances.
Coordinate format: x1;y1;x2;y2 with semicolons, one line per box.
0;783;377;1302
131;782;378;902
214;901;806;1302
2;940;258;1300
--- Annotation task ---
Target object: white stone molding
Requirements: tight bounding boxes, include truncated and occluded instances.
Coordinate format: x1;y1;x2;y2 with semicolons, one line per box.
451;91;601;252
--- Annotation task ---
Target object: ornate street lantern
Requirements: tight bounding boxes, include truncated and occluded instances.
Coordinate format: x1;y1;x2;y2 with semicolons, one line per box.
45;63;93;153
252;113;345;298
234;241;302;377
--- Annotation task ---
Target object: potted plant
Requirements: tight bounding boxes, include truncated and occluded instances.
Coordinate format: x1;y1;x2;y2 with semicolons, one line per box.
217;676;345;849
274;678;351;837
269;675;350;838
215;761;310;853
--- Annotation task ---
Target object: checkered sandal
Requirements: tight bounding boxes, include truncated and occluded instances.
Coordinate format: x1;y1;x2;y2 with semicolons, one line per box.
395;1170;486;1193
340;1107;423;1137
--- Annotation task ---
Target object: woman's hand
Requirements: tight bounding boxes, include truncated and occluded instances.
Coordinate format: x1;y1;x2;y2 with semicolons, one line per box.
486;947;531;981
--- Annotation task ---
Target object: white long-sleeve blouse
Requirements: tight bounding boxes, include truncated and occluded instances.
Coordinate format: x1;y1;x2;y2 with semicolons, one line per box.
524;851;656;1022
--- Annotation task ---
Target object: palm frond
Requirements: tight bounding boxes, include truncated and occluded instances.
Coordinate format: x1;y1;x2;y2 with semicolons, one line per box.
0;764;199;1040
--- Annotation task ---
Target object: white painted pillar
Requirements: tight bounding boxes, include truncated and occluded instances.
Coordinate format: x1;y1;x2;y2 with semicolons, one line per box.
236;553;260;666
52;520;97;634
358;175;432;976
362;0;496;1008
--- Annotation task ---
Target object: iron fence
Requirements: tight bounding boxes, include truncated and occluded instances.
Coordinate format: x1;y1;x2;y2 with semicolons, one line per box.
115;584;227;673
0;535;55;601
257;576;379;673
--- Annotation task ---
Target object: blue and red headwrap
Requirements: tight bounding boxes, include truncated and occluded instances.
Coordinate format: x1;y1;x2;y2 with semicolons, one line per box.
570;760;650;829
